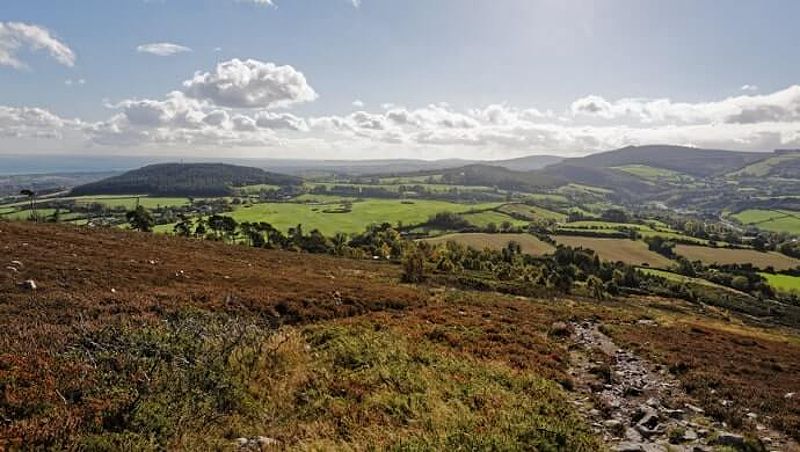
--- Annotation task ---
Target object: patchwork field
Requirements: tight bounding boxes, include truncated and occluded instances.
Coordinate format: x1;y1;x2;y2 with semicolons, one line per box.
228;199;502;235
553;236;674;267
731;209;800;235
674;244;800;271
460;210;529;228
421;233;556;256
498;203;566;222
761;272;800;294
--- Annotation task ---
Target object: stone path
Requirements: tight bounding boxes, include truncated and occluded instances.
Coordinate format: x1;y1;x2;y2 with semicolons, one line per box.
567;321;798;452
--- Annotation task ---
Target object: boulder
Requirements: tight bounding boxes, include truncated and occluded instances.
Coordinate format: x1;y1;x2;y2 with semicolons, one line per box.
18;279;37;290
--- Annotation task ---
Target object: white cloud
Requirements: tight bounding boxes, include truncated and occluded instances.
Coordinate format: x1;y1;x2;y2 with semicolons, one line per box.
136;42;192;56
741;84;759;92
352;99;364;108
0;105;80;139
65;78;86;86
183;58;318;109
570;86;800;125
0;22;75;69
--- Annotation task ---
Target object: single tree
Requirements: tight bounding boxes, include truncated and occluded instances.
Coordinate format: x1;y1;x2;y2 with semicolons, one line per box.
20;189;37;221
126;205;155;232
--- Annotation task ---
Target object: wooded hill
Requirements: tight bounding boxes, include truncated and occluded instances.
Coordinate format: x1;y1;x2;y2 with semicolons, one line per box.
71;163;301;197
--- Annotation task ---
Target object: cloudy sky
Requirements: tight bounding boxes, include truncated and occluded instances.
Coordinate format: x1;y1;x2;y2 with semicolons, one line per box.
2;0;800;161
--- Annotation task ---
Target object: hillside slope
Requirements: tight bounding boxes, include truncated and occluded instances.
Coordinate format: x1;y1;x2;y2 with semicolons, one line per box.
71;163;301;197
550;145;765;177
1;222;798;450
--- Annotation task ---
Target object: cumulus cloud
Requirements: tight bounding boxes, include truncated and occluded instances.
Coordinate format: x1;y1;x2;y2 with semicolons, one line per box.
352;99;364;108
0;22;76;69
183;58;318;109
569;86;800;125
136;42;192;56
0;105;80;139
741;84;759;92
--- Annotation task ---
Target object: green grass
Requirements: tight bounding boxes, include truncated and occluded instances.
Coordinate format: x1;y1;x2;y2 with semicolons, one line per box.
234;184;281;194
69;196;192;209
306;181;498;194
1;208;58;220
461;210;529;228
612;164;688;181
731;209;800;234
760;273;800;294
498;203;566;222
729;152;800;177
639;268;734;291
228;199;503;235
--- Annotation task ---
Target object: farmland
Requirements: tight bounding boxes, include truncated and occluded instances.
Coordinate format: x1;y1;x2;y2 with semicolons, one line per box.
459;210;529;228
421;233;556;256
553;236;674;267
731;209;800;235
227;199;502;235
761;272;800;294
675;244;800;271
497;203;566;222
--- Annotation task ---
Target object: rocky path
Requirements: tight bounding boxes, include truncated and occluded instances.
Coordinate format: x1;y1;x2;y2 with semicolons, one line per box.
567;321;798;452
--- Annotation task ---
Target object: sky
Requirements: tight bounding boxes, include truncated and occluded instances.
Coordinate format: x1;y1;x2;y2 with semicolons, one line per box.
1;0;800;161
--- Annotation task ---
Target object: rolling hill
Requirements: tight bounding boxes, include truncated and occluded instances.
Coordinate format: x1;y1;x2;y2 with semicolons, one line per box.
547;145;766;177
71;163;301;197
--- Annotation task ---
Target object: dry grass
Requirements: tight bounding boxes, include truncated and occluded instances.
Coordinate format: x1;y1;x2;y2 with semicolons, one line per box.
674;244;800;271
610;318;800;441
553;235;673;268
421;232;555;256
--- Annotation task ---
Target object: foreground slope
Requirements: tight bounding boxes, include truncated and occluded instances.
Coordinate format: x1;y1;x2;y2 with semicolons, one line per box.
1;222;799;450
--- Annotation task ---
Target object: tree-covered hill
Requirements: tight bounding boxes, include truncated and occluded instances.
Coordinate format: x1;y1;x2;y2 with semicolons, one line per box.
70;163;302;197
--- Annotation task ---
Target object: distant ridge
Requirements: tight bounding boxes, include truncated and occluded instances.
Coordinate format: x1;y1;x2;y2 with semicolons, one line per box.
549;145;765;177
71;163;301;197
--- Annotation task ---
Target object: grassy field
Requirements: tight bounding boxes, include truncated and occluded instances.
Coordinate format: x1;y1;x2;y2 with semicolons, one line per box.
553;236;674;267
421;232;556;256
234;183;281;194
228;199;502;235
729;152;800;177
306;181;498;194
731;209;800;234
675;244;800;271
498;203;566;222
460;210;529;228
612;164;688;181
760;272;800;294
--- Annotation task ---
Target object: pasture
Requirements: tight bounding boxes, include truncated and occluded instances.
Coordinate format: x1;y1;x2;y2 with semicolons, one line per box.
421;232;556;256
460;210;529;228
674;244;800;271
498;203;566;222
760;273;800;294
553;236;674;267
228;199;502;235
731;209;800;235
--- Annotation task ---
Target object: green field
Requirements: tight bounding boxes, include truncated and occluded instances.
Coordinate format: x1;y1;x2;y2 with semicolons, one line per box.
227;199;503;235
460;210;529;228
421;232;555;256
306;181;498;194
729;152;800;177
639;268;736;291
612;164;687;181
731;209;800;234
760;273;800;294
234;184;281;194
498;203;566;222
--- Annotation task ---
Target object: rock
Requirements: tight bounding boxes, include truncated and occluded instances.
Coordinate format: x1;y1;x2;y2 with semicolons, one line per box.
682;429;698;442
785;392;795;399
685;403;705;414
5;266;18;273
615;442;646;452
234;437;249;447
746;412;758;420
713;432;745;448
18;279;37;290
10;260;23;268
625;427;644;442
256;436;280;447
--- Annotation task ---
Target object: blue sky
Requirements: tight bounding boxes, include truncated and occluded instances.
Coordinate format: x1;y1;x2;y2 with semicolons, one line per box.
1;0;800;160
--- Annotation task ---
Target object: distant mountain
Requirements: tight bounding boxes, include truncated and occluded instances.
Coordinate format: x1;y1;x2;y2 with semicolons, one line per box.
71;163;301;197
487;155;563;172
548;145;765;177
